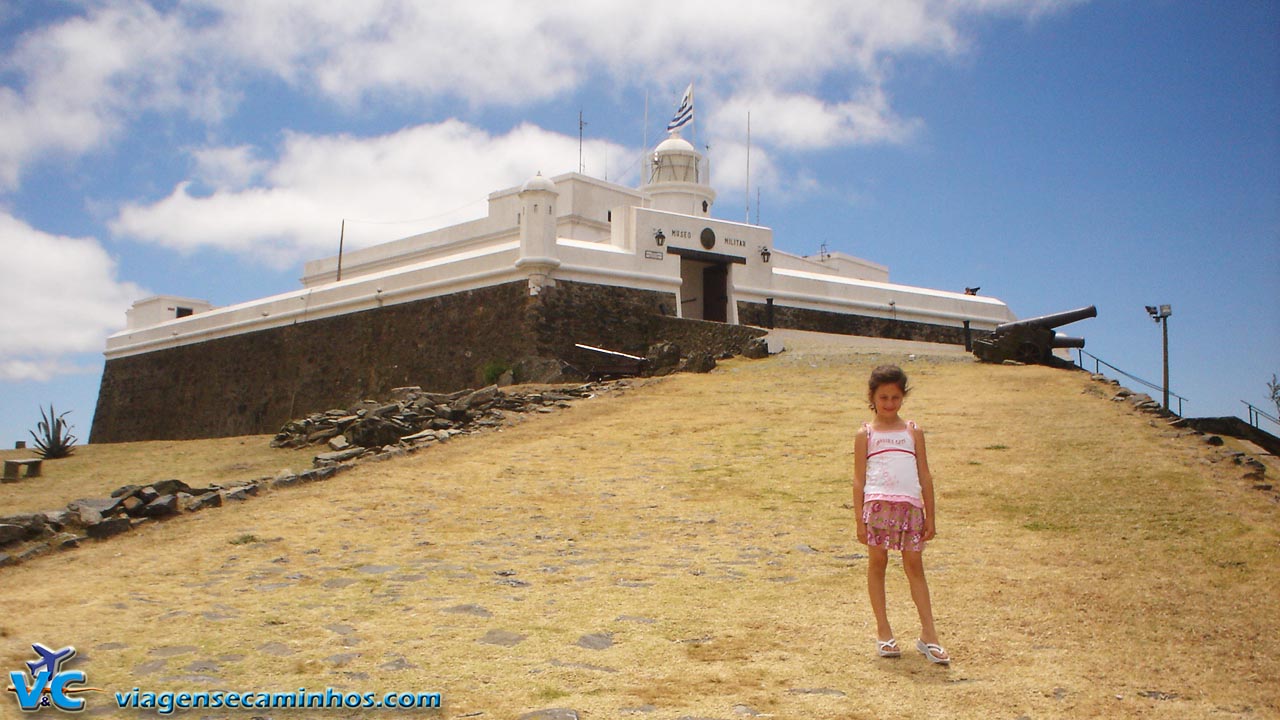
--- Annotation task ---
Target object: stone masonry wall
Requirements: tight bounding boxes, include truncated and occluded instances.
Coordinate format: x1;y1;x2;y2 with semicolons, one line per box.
92;282;860;443
530;282;674;358
92;281;695;443
92;283;538;443
531;283;765;371
736;300;987;346
650;315;768;358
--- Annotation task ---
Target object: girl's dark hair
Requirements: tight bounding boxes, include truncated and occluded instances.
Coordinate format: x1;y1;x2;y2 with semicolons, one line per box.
867;365;910;409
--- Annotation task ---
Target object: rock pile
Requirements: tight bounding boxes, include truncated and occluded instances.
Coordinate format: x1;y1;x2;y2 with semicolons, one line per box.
1088;373;1274;499
0;478;251;566
1101;381;1172;416
269;383;609;455
641;338;768;376
0;380;632;568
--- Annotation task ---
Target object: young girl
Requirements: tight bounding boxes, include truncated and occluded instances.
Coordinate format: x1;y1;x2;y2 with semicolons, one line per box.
853;365;950;664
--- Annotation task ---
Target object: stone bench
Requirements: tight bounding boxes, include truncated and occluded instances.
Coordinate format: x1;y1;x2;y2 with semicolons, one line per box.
2;458;43;482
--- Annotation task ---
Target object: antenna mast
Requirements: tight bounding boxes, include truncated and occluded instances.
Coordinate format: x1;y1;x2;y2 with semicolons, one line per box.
705;142;711;189
336;219;345;281
578;109;587;174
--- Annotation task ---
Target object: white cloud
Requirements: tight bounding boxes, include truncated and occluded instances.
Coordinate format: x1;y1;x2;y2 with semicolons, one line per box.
196;0;962;105
710;86;922;151
707;140;779;205
0;0;1082;187
0;213;146;381
0;1;199;190
112;121;634;265
191;145;271;191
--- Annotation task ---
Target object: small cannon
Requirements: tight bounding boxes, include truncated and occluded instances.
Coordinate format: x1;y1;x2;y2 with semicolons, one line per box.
973;305;1097;364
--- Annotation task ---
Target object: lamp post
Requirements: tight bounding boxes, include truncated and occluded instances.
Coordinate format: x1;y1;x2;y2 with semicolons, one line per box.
1145;304;1172;412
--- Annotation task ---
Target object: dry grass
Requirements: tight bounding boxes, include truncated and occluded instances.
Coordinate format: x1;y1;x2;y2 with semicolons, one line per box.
1;436;311;515
1;345;1276;719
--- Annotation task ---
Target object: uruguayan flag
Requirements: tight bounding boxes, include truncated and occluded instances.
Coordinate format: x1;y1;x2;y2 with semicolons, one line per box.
667;83;693;132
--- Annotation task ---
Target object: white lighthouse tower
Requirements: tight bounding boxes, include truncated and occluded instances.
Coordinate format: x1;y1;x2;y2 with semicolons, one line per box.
642;132;715;218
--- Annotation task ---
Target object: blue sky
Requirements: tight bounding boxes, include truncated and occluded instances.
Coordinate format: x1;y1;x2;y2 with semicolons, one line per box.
1;0;1276;447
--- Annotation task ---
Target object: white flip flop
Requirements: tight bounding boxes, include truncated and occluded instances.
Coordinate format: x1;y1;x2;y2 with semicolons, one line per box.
876;638;901;658
916;639;950;665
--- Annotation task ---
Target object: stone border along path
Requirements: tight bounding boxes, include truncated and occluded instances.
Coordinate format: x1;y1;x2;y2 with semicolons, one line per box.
0;380;642;570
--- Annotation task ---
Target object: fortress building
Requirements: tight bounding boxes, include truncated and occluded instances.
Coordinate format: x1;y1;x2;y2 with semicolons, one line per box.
91;131;1013;442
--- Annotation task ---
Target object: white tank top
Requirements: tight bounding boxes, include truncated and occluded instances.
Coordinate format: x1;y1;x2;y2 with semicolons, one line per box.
863;421;923;508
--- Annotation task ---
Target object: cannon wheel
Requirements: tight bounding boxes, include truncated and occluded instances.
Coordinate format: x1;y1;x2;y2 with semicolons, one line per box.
1016;342;1044;364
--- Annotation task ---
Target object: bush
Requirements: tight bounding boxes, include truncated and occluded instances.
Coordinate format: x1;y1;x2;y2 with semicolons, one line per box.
482;359;512;386
29;405;78;459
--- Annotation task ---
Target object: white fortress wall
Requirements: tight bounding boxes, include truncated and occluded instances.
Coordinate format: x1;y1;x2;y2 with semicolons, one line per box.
735;264;1014;330
107;241;524;359
776;250;890;283
301;216;516;286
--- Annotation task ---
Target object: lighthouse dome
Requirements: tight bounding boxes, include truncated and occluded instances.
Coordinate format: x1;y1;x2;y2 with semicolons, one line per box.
520;172;557;193
654;135;697;156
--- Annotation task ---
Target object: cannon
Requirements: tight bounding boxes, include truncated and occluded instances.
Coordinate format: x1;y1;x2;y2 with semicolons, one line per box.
973;305;1097;364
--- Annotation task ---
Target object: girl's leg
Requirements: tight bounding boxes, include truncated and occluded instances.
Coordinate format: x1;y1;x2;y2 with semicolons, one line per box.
901;550;949;660
867;545;893;642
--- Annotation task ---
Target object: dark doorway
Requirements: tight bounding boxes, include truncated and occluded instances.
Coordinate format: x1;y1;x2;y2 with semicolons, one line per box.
702;264;728;323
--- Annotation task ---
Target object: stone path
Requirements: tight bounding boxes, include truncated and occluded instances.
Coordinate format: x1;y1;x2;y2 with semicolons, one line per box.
56;453;881;719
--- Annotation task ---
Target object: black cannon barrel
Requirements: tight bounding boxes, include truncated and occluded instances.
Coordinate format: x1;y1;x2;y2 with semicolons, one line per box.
1052;333;1087;349
995;305;1097;334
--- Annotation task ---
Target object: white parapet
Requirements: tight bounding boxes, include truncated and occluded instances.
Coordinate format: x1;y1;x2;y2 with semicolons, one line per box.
106;241;523;359
736;267;1014;330
125;296;214;329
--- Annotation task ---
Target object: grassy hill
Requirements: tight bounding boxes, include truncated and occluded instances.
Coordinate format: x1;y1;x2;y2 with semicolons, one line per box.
2;340;1276;719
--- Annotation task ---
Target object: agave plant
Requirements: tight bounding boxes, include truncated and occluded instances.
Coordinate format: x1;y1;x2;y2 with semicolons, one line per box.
30;405;78;459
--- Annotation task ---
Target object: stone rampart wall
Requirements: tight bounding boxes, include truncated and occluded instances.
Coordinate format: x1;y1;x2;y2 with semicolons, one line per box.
736;301;986;346
92;281;703;443
94;281;969;443
92;283;537;443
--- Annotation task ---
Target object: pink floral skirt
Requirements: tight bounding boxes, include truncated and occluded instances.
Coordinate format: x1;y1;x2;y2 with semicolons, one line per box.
862;500;926;552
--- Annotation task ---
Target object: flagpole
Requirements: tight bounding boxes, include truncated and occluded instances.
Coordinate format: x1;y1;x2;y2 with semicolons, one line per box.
691;83;704;184
745;110;751;224
642;91;649;186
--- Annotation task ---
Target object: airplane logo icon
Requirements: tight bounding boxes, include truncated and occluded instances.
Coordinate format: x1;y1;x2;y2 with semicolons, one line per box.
7;642;103;712
25;644;77;678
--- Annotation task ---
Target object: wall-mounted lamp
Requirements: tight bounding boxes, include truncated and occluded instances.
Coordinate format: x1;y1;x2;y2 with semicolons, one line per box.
759;246;771;263
654;230;665;246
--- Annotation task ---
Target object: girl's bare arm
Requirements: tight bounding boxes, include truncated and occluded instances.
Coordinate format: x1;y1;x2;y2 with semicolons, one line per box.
913;424;937;540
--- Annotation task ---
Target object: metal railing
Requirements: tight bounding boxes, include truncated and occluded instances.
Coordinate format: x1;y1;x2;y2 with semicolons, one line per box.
1242;401;1280;431
1076;349;1187;417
